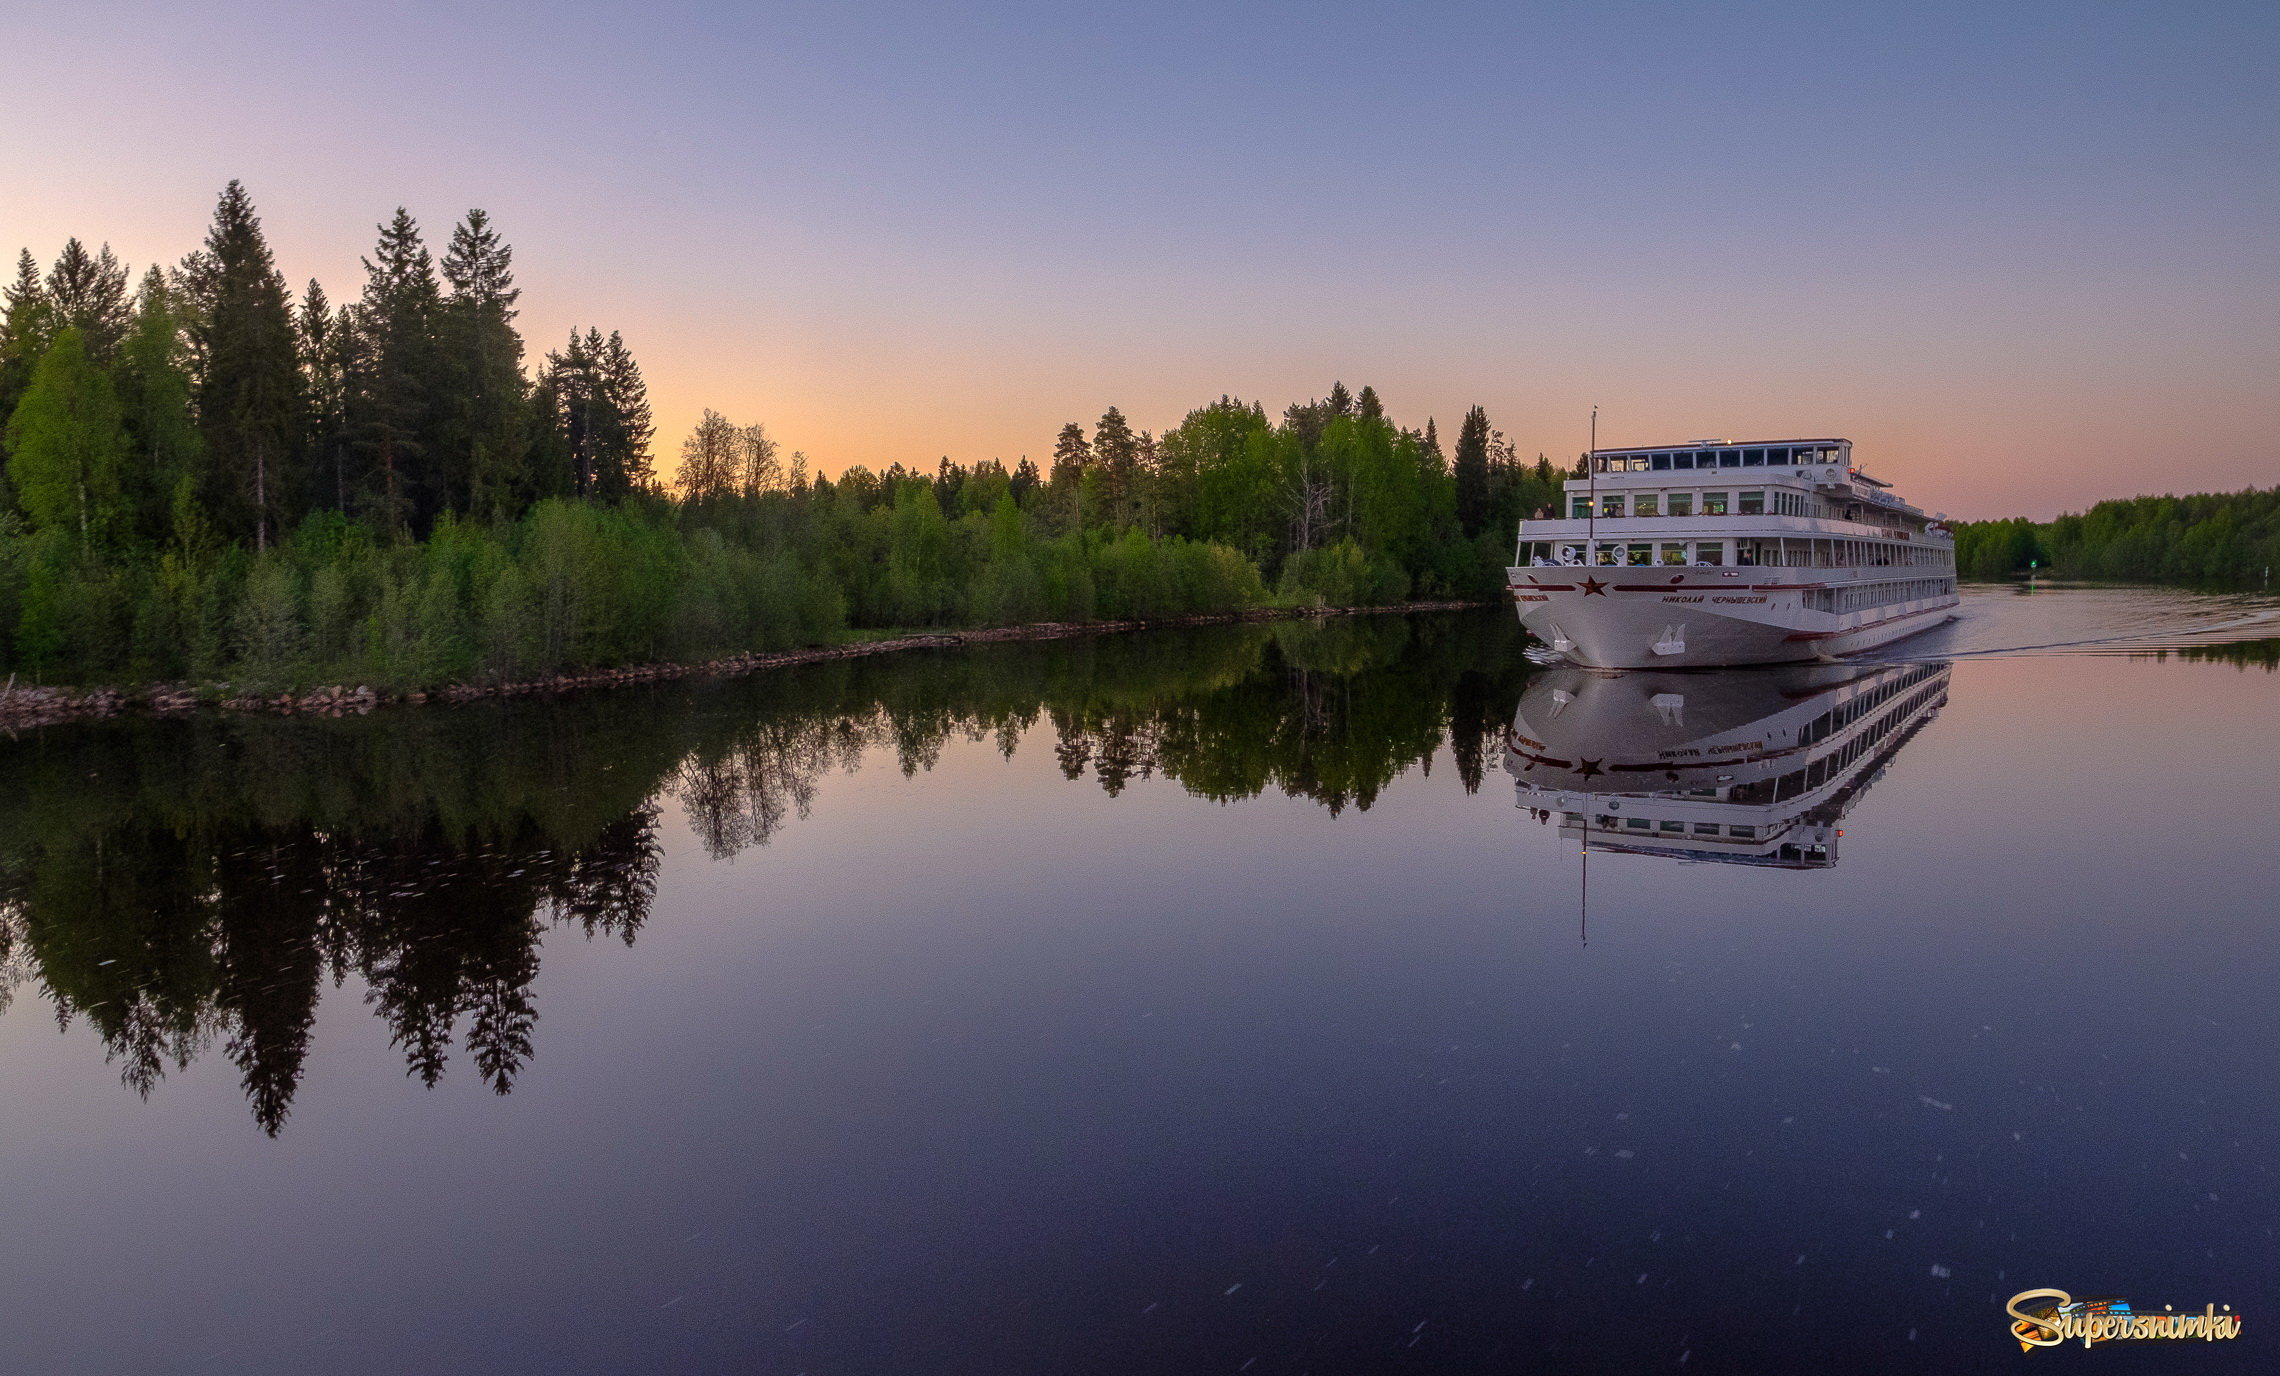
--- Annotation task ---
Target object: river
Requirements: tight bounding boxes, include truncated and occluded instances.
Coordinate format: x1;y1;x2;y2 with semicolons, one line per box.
1;587;2274;1373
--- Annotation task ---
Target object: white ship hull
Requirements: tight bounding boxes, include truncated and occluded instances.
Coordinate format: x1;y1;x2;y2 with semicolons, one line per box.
1506;567;1957;669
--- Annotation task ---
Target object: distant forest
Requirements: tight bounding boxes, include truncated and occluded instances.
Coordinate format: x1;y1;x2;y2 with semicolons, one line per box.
0;183;1562;690
1953;489;2279;587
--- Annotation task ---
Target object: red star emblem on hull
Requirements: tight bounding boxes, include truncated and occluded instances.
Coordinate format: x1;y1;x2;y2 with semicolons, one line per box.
1580;576;1608;596
1573;758;1604;778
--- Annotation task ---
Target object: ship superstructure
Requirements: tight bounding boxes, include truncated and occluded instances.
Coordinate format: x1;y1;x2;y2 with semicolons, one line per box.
1508;438;1958;668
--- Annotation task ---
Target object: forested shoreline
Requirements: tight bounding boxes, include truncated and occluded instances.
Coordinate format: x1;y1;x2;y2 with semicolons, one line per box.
0;184;1560;697
1954;489;2279;587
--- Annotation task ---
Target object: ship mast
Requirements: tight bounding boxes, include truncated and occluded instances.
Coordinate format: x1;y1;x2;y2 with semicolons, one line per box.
1586;406;1597;556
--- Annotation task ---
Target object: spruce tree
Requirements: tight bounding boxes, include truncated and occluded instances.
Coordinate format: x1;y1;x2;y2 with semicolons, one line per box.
183;181;303;550
0;249;56;437
438;209;530;518
1453;405;1491;537
594;330;653;495
1356;385;1384;422
44;239;132;363
527;336;580;498
348;207;441;532
296;280;354;513
535;330;598;496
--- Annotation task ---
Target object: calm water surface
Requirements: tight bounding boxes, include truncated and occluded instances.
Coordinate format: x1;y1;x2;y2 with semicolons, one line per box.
2;588;2275;1374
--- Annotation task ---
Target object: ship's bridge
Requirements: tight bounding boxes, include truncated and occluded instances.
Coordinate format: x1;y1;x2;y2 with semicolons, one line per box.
1575;438;1922;514
1585;438;1851;476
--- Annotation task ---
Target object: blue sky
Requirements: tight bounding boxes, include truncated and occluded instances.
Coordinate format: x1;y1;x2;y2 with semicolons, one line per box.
5;0;2275;515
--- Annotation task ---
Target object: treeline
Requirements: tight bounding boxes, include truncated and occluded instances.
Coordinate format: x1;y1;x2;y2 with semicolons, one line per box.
0;611;1529;1131
1953;488;2280;586
0;184;1559;689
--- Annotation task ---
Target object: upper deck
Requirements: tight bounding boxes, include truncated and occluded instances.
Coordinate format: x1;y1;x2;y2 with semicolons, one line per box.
1569;437;1930;522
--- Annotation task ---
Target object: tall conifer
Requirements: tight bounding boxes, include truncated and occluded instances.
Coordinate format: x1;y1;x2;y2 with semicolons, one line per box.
1093;405;1139;524
1049;422;1091;486
183;181;302;550
438;209;530;517
593;330;653;495
44;240;132;363
296;280;354;513
1453;405;1491;537
348;208;441;532
0;249;56;439
536;329;598;496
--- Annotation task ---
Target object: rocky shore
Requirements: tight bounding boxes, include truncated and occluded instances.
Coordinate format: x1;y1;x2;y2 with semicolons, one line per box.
0;600;1490;733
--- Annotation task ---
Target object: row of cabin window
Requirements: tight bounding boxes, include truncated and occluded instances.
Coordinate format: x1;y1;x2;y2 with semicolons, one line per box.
1801;578;1959;612
1592;445;1842;473
1525;539;1952;568
1562;811;1762;839
1568;490;1819;518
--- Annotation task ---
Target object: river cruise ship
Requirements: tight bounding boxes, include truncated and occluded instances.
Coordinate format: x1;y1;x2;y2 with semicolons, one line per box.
1508;438;1958;668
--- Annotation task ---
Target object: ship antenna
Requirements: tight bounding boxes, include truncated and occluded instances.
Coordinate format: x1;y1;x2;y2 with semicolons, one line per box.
1586;406;1598;555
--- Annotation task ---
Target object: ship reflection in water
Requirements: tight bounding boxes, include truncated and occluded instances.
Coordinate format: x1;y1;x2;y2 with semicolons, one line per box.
1504;658;1951;868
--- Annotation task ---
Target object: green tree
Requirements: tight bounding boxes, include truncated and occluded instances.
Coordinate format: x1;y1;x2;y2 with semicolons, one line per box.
539;328;654;500
1172;397;1277;560
117;267;206;545
593;330;654;496
1452;405;1490;537
347;207;441;533
0;250;57;479
296;279;354;513
1092;405;1140;527
1047;419;1090;529
676;407;740;501
43;239;132;364
182;181;303;551
6;327;128;548
436;209;530;519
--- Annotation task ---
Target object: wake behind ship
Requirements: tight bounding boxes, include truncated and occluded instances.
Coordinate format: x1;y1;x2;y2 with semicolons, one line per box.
1508;438;1959;668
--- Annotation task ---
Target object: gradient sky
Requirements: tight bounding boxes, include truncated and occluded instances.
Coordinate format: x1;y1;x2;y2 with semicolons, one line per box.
3;0;2274;518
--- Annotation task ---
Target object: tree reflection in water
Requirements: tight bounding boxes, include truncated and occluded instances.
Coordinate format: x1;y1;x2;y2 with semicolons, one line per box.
0;610;1528;1132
